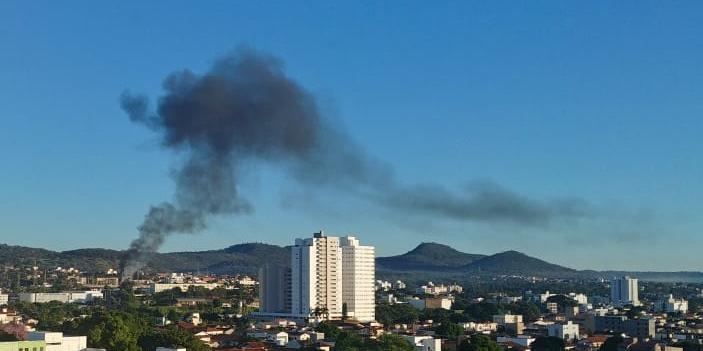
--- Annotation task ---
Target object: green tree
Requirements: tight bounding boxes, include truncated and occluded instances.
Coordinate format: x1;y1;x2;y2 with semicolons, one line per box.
545;295;577;311
375;303;419;326
532;336;566;351
373;334;414;351
167;309;182;323
510;302;540;322
0;330;19;341
463;302;504;322
63;311;148;351
458;334;501;351
139;326;210;351
599;335;624;351
435;322;464;340
334;330;363;351
316;321;341;340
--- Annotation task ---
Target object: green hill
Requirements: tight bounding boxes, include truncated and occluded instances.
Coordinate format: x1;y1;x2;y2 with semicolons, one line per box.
376;242;485;271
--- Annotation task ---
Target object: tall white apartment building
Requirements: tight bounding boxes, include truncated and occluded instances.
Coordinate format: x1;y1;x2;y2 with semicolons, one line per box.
288;231;376;322
341;236;375;322
611;276;639;306
291;231;344;319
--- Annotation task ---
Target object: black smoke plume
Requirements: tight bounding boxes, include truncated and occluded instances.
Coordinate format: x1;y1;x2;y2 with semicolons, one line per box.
119;48;589;279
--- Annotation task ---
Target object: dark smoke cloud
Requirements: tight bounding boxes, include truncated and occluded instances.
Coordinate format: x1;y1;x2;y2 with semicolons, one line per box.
120;48;590;279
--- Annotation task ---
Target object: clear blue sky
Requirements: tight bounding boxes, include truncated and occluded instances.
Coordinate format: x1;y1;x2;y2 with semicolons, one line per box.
1;1;701;271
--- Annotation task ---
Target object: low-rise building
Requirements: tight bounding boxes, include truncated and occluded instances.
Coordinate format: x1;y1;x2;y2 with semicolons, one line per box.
151;282;220;293
497;335;535;348
403;335;442;351
494;314;525;336
654;295;688;314
548;321;580;341
18;290;102;304
27;331;87;351
409;297;452;310
0;341;47;351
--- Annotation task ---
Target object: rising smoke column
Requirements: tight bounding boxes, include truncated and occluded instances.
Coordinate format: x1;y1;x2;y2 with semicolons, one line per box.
120;48;589;279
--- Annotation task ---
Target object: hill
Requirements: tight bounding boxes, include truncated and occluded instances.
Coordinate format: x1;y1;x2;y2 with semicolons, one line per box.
2;242;701;282
376;242;485;271
465;250;576;276
0;243;289;275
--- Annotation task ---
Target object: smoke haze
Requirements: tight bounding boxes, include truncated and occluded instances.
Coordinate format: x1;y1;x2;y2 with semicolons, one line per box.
119;48;589;279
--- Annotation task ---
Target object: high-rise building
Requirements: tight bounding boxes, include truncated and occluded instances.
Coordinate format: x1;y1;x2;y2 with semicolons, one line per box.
284;231;376;322
611;276;639;306
291;231;344;319
341;236;375;322
259;263;292;314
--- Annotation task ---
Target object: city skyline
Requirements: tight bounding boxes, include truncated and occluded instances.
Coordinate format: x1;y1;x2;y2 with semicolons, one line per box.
1;2;702;271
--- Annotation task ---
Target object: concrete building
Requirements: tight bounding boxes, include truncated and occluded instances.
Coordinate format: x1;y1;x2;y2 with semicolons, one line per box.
548;321;580;341
260;231;376;322
18;291;102;304
591;315;627;333
259;263;292;314
289;231;377;321
291;231;344;320
497;336;535;348
0;292;7;306
403;335;442;351
547;302;559;314
654;295;688;314
0;341;47;351
611;276;640;306
409;297;452;311
340;236;375;322
493;314;525;336
26;331;87;351
624;318;655;339
150;282;219;293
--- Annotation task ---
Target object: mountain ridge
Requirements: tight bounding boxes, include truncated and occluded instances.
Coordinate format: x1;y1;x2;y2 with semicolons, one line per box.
1;242;702;282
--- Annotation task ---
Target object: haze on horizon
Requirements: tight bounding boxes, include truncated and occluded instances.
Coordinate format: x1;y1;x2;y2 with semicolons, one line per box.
1;1;701;271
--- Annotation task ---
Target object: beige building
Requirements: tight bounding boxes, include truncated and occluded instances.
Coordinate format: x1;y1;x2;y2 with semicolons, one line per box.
291;231;344;319
341;236;375;322
290;231;376;322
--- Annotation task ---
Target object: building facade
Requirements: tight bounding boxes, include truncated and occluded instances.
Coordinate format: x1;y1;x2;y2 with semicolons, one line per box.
291;231;344;319
611;276;640;306
340;236;375;322
262;231;376;322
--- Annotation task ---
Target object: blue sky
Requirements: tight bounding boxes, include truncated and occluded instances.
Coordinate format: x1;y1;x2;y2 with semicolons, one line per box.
1;1;701;271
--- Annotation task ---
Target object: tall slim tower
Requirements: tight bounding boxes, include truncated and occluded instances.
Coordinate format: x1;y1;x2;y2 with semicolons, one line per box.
340;236;375;322
611;276;639;306
291;231;343;319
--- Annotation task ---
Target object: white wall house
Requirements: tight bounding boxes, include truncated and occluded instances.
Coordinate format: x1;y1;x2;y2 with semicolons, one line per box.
547;321;580;341
26;331;87;351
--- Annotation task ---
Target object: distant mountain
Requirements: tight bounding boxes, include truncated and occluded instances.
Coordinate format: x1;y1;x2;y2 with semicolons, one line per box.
376;245;576;277
465;250;576;276
2;242;702;282
0;243;289;275
376;242;485;271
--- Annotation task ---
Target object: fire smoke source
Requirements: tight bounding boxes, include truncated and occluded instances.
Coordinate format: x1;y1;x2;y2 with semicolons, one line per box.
119;48;589;279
